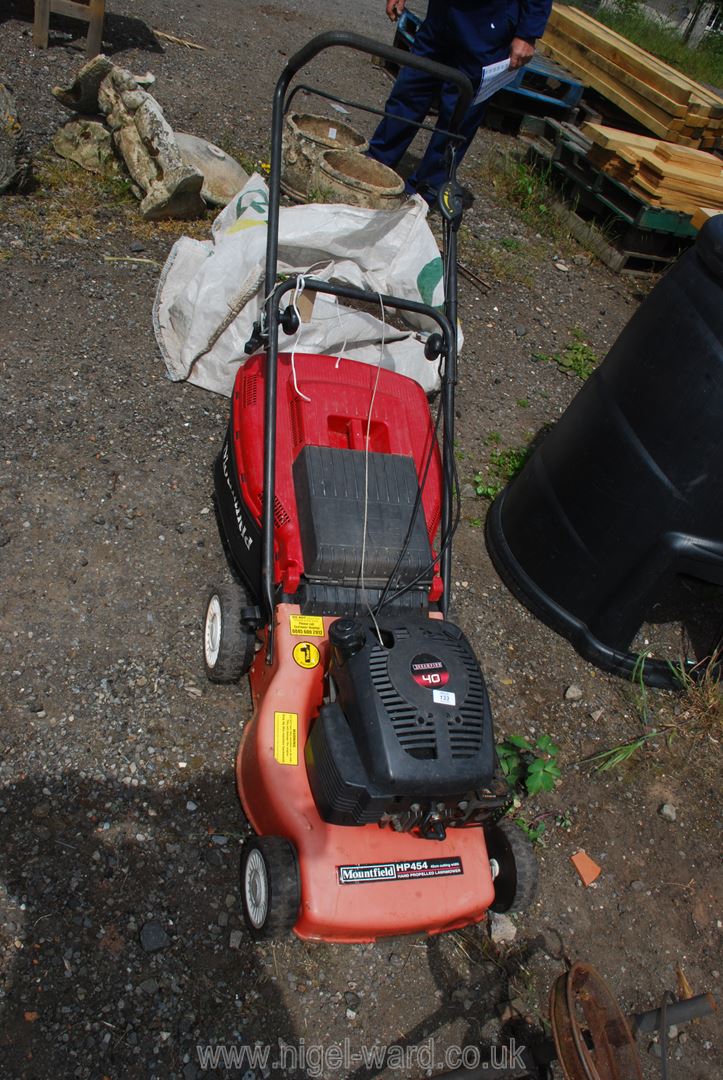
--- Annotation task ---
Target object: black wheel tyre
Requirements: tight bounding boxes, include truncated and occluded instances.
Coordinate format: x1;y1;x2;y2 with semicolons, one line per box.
485;819;538;914
240;837;301;939
203;581;256;683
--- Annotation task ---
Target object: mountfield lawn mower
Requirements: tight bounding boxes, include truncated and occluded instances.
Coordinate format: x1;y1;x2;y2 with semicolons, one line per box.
203;32;537;942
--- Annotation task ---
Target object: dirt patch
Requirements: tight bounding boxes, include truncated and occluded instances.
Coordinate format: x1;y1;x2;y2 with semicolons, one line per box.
0;2;720;1079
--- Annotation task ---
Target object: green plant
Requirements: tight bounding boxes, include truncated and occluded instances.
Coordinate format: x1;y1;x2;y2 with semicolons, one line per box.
515;815;547;843
306;185;336;204
457;225;540;287
473;442;531;500
474;151;572;246
468;516;483;528
585;647;722;774
667;648;723;735
584;730;660;772
498;733;562;795
516;398;530;409
534;326;599;380
631;649;653;724
511;805;573;844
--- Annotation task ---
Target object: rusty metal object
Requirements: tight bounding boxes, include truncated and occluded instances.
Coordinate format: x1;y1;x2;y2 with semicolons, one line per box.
550;962;644;1080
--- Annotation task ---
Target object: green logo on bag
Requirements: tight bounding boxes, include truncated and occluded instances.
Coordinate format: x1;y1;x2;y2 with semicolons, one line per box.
417;257;443;309
235;187;268;218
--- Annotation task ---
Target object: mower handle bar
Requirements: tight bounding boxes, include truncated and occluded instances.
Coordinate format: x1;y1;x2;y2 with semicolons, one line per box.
264;30;474;302
260;32;470;658
260;274;458;654
281;31;473;128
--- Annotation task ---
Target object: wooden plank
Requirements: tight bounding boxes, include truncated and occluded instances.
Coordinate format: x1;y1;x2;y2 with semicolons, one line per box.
51;0;92;20
581;124;723;214
543;25;688;118
581;124;715;163
655;143;723;172
539;40;674;138
637;170;723;198
548;6;695;103
85;0;104;57
32;0;50;48
550;6;723;118
691;206;722;229
582;123;659;151
670;134;703;148
633;176;723;212
546;9;693;108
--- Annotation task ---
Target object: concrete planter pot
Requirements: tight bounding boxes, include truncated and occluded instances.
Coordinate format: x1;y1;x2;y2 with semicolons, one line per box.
311;149;405;210
281;111;368;201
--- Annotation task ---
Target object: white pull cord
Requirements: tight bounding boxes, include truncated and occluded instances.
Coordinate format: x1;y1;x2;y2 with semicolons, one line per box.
359;295;387;649
289;275;311;402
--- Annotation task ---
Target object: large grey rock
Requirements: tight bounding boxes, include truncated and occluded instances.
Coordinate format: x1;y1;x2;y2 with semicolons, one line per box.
52;118;119;177
175;132;249;207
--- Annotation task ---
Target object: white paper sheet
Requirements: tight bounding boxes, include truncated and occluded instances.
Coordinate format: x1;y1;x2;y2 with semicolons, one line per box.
473;58;518;106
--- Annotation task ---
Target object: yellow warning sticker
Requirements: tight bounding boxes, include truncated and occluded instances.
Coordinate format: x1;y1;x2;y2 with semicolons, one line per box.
289;614;324;637
274;712;298;766
293;641;321;669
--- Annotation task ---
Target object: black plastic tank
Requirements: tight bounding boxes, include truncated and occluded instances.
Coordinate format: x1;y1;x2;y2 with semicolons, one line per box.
486;216;723;688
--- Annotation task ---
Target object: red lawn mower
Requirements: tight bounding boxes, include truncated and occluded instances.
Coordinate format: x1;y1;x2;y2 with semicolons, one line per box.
203;32;537;942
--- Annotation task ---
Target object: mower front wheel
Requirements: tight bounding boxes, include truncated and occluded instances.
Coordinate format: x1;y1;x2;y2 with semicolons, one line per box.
240;836;300;939
485;819;538;914
203;581;256;683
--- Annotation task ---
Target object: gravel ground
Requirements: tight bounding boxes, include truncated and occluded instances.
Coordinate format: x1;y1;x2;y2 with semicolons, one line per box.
1;2;721;1079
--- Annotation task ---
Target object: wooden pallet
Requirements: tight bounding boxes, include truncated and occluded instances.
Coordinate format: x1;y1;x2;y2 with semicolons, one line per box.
522;123;695;273
506;52;584;108
521;116;698;235
540;5;723;150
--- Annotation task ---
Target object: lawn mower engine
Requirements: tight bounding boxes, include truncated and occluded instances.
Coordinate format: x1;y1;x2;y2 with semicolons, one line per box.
307;615;503;839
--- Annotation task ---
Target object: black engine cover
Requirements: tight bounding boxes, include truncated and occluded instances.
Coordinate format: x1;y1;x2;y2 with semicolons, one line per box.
305;617;496;827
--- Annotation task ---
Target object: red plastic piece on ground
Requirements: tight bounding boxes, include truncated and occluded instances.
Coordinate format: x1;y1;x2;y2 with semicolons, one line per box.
570;849;602;887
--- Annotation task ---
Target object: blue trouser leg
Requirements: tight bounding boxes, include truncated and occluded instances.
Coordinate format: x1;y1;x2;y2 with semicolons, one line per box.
368;3;446;174
406;85;488;198
370;0;519;201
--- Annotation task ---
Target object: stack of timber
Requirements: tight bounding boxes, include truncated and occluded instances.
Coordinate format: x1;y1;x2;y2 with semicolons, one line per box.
583;123;723;218
539;5;723;150
520;115;697;274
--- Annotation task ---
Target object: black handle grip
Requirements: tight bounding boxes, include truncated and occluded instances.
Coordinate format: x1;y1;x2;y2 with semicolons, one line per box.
281;31;473;132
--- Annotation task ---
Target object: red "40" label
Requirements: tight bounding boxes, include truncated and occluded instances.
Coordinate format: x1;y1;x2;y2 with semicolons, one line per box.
410;653;450;689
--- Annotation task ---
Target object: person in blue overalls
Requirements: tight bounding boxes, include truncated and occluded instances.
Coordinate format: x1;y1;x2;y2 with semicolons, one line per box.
369;0;553;202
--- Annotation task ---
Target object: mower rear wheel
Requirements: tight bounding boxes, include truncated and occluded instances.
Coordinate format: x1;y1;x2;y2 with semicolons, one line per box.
203;580;256;683
485;819;538;914
240;837;300;939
